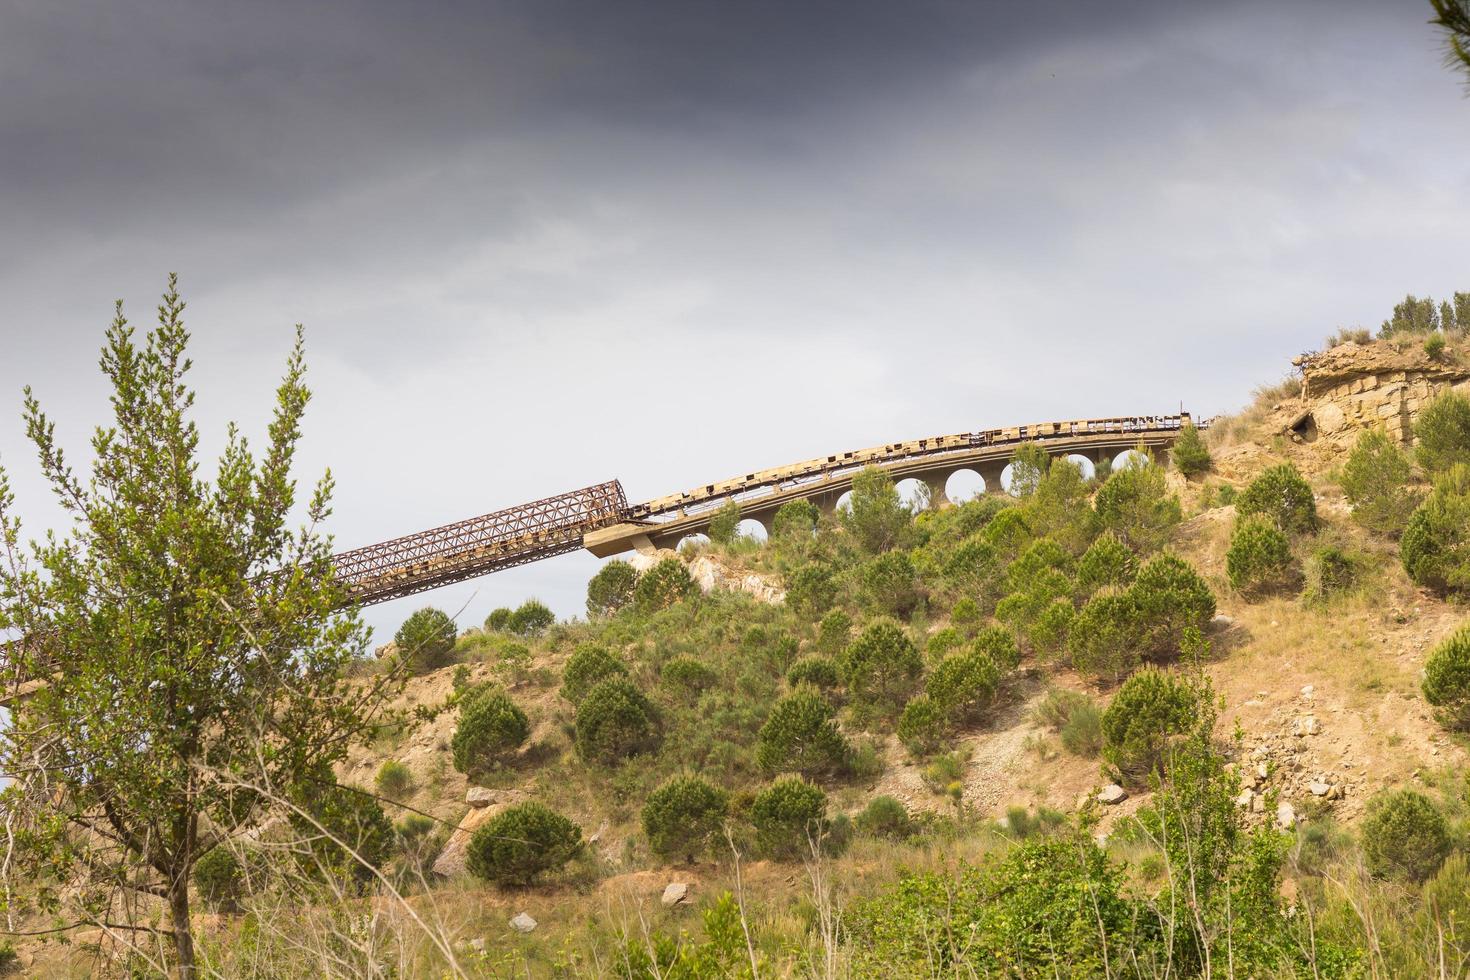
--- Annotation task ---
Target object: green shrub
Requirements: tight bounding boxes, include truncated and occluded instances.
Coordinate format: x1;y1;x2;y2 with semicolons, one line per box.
635;558;698;612
1028;599;1076;658
943;535;1003;603
786;563;838;618
858;550;923;617
1422;624;1470;731
1024;458;1098;554
756;688;850;776
980;508;1033;561
855;795;914;840
375;760;412;798
1401;464;1470;594
1415;390;1470;475
507;598;555;637
950;596;981;628
842;466;912;553
1094;454;1181;553
925;650;1000;724
1101;669;1199;786
1303;544;1360;604
194;847;246;911
816;608;852;654
897;694;947;757
772;498;819;542
751;777;829;859
1423;854;1470;957
1032;689;1103;757
1007;443;1050;497
1004;805;1066;840
786;655;841;690
560;643;629;704
1068;591;1143;683
1075;531;1137;598
840;618;923;713
1130;553;1216;656
1236;463;1318;533
451;688;530;775
1361;790;1450;883
707;499;743;545
451;663;472;692
586;560;638;618
1340;428;1419;535
574;679;662;765
1171;422;1212;477
288;777;394;885
971;625;1021;671
661;656;717;696
641;776;729;862
394;607;458;674
1226;515;1295;594
925;627;964;662
467;802;582;886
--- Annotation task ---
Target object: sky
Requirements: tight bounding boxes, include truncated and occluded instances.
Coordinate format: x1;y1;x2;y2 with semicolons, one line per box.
1;0;1467;643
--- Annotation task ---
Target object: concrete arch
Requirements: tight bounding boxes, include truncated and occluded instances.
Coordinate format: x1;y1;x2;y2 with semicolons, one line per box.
944;468;986;502
735;517;769;542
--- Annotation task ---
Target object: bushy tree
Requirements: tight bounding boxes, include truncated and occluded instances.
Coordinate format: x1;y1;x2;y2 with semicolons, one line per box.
972;624;1022;671
1101;669;1200;786
942;535;1003;607
1069;591;1144;683
1380;293;1440;336
561;643;629;704
1075;531;1137;598
467;802;582;886
751;778;829;859
508;598;555;637
707;499;743;545
1025;457;1098;553
1401;464;1470;594
1094;453;1181;552
1226;515;1295;595
772;498;820;542
288;773;395;886
786;562;837;618
858;549;922;617
661;656;718;696
981;507;1033;561
756;688;850;776
642;776;729;862
635;557;697;611
786;655;841;690
193;848;246;912
452;687;530;775
855;795;914;840
1171;422;1212;477
1340;427;1419;535
586;560;638;618
842;466;911;553
1361;790;1450;883
574;679;662;765
816;608;852;654
1422;624;1470;731
0;284;393;975
1236;463;1318;534
925;649;1001;723
396;606;458;674
484;607;513;632
1007;442;1051;497
897;694;947;757
1415;390;1470;475
1130;553;1216;656
840;618;923;712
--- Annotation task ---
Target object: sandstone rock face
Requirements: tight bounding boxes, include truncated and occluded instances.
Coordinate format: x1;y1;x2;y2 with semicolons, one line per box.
628;550;785;605
433;791;525;876
1292;342;1470;448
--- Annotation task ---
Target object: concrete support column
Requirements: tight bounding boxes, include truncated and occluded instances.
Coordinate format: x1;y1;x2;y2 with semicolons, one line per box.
923;474;950;510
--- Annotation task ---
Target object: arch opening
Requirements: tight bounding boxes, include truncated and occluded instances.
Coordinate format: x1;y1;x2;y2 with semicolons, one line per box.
735;518;769;543
675;533;710;555
944;469;986;502
835;490;854;514
895;478;933;512
1111;448;1150;472
1061;454;1096;480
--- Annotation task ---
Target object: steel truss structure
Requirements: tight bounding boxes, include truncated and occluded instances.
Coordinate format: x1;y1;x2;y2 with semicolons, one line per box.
332;480;628;606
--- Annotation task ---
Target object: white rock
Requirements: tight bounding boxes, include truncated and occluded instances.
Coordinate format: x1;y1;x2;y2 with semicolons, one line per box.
466;787;498;808
1294;716;1321;737
1210;614;1235;630
1309;781;1331;797
1276;802;1297;830
1256;762;1269;780
1235;789;1255;808
1300;685;1314;699
661;882;690;907
510;912;537;934
1097;784;1128;805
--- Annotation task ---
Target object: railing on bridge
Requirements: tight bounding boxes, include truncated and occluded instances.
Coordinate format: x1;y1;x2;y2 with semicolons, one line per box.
333;480;628;606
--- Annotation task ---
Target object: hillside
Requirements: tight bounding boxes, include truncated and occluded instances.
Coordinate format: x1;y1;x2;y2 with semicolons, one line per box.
15;331;1470;978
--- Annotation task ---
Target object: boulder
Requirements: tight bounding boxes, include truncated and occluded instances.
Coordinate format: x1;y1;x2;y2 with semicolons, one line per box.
1309;781;1331;797
1097;784;1128;805
662;882;691;907
432;804;503;877
466;787;499;808
1276;801;1297;830
510;912;537;934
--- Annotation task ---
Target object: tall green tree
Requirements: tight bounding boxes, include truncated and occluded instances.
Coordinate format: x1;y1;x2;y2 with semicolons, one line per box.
0;279;394;977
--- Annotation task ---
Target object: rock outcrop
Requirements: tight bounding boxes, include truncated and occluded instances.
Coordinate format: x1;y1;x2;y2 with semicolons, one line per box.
1289;341;1469;448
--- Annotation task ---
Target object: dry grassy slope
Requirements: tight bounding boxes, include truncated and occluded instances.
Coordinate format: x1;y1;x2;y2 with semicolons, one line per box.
352;338;1468;880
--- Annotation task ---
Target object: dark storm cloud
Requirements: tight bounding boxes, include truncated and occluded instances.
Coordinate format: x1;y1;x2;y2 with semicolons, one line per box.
1;0;1467;638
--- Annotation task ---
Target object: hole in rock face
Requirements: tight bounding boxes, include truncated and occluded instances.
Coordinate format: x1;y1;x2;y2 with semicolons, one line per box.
1288;411;1318;443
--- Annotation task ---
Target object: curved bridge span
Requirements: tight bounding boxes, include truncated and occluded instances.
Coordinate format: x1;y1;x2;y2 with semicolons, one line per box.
339;413;1200;606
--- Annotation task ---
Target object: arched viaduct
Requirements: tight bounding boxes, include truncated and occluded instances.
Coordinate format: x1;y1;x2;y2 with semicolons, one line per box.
336;413;1201;605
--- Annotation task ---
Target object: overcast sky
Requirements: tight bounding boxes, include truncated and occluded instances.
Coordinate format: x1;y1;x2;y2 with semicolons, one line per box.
1;0;1467;641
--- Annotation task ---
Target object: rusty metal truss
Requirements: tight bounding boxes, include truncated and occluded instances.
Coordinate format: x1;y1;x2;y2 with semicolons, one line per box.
333;480;628;606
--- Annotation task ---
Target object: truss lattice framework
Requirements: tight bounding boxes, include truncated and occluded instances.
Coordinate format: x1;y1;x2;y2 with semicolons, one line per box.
333;480;628;606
